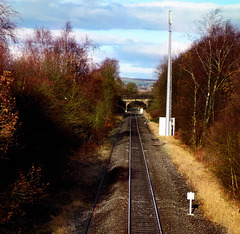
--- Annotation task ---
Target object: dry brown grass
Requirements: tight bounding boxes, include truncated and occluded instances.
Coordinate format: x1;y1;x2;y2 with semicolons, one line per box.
147;119;240;234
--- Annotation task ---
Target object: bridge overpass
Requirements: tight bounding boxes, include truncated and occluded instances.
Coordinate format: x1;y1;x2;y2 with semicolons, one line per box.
122;94;152;111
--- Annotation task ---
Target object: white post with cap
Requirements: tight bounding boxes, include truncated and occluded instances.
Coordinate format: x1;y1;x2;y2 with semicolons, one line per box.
187;192;195;215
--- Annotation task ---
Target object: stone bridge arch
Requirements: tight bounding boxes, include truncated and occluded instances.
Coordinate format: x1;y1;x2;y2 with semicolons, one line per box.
122;95;152;111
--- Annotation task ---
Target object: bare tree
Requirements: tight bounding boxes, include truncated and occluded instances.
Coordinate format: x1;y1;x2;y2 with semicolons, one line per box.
0;1;19;44
185;9;240;144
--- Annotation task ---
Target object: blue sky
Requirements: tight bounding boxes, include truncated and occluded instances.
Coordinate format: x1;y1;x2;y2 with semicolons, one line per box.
7;0;240;79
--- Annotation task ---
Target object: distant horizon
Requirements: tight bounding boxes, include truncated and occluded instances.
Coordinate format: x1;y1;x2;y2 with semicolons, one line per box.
120;77;157;81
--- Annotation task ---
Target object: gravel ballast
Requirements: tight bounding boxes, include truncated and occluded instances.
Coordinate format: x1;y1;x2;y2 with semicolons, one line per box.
88;114;226;233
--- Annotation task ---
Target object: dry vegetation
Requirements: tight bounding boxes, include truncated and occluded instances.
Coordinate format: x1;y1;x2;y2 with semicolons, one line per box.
30;140;113;233
0;1;130;231
148;120;240;234
150;9;240;216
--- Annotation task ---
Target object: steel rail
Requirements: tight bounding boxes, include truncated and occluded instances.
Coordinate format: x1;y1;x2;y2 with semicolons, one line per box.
128;114;132;234
135;115;163;234
128;114;163;234
81;117;126;234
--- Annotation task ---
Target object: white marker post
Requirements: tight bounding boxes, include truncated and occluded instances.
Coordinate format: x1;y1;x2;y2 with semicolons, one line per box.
187;192;195;215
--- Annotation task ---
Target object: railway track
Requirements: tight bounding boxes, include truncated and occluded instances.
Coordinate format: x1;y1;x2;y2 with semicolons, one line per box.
128;114;163;234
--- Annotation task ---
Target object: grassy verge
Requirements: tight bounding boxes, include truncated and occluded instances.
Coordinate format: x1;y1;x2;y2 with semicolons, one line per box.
147;119;240;234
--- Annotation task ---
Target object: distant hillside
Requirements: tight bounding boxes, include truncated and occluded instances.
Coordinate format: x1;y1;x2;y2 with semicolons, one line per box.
121;77;156;91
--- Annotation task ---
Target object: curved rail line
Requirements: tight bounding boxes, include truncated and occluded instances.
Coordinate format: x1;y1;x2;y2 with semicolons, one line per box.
128;114;163;233
81;119;125;234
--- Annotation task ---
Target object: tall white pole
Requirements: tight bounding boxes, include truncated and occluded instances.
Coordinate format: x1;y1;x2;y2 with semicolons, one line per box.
165;10;172;136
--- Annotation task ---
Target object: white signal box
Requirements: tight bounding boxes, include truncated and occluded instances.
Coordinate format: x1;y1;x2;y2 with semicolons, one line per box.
159;117;175;136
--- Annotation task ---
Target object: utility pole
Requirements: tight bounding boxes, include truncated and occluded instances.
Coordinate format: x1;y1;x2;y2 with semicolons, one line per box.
165;10;172;136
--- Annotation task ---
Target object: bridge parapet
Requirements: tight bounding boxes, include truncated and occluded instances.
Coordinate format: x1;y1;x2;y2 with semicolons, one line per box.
121;94;152;111
122;94;153;100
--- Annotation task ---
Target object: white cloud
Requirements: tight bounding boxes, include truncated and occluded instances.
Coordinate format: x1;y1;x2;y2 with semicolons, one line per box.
172;40;192;55
126;1;223;33
8;1;240;78
10;0;240;32
120;63;154;79
121;63;154;74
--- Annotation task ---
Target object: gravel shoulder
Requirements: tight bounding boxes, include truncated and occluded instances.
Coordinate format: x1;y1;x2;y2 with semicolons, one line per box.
87;114;226;233
138;115;226;233
88;115;129;233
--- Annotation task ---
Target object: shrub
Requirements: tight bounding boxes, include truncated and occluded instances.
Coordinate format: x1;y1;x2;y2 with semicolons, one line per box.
0;165;48;225
206;89;240;198
0;71;19;156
